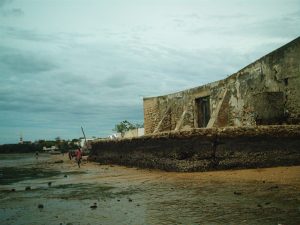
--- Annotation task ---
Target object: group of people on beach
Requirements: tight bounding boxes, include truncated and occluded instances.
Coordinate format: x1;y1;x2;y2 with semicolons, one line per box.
35;146;83;168
68;147;83;168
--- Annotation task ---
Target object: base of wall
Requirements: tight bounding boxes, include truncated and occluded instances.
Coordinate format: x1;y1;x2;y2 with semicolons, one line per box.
89;125;300;172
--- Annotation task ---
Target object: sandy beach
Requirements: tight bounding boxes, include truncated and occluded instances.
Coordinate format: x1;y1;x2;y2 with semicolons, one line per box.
0;153;299;225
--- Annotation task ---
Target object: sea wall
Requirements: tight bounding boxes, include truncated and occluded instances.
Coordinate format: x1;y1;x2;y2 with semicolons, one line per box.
90;125;300;172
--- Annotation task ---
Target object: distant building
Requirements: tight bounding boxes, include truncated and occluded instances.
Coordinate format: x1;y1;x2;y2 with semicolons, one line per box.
108;133;122;140
123;128;144;138
108;128;145;140
79;138;95;149
42;146;58;152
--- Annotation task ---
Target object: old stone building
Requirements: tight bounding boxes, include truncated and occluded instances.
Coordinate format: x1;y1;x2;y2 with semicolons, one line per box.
143;37;300;135
91;37;300;172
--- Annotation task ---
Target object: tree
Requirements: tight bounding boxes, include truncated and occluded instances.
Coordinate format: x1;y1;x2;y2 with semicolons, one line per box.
55;137;61;142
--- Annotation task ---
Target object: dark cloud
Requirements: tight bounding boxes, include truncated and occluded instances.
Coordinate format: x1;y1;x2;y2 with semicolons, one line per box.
0;0;12;8
0;8;23;16
102;74;137;89
0;0;299;143
0;46;57;73
0;26;61;42
0;0;23;17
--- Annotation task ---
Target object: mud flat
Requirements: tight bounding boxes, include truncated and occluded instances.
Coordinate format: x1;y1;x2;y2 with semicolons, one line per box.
90;125;300;172
0;154;300;225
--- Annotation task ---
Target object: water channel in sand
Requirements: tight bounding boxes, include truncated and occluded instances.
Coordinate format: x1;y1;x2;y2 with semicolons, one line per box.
0;153;299;225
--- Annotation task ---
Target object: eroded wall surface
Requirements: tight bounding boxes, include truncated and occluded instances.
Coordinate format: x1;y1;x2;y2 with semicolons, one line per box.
90;125;300;172
144;37;300;134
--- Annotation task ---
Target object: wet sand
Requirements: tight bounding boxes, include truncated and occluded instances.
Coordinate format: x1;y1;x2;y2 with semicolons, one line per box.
0;153;299;225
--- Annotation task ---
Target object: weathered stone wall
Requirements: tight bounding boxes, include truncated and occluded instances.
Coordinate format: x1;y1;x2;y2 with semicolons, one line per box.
90;125;300;172
226;37;300;126
143;37;300;135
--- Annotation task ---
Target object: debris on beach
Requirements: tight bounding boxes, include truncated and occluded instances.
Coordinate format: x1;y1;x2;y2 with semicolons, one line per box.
90;202;97;209
25;186;31;191
267;185;279;190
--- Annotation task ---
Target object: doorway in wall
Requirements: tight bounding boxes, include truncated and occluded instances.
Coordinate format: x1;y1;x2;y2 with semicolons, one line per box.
195;96;210;128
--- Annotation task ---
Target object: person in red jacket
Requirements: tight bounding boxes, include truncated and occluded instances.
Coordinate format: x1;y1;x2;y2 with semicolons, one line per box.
75;147;82;168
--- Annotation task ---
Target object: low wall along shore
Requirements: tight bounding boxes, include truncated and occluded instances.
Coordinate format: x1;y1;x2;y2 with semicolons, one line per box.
89;125;300;172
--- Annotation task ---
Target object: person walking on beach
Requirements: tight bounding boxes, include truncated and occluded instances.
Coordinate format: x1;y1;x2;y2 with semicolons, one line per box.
75;147;82;168
68;150;72;160
35;151;39;159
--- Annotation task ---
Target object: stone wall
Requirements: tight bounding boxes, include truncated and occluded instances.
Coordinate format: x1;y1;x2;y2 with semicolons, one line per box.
90;125;300;172
143;37;300;135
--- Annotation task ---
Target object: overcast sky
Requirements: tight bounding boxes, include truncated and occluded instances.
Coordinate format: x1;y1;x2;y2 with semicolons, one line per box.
0;0;299;143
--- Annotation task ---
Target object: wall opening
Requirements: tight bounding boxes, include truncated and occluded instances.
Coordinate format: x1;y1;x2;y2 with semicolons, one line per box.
195;96;210;127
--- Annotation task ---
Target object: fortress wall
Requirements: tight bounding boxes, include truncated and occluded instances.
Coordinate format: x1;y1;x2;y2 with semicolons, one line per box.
90;125;300;172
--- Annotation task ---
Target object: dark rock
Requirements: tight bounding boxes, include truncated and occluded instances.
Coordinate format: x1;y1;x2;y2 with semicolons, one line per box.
64;175;68;178
11;188;16;192
54;160;64;164
128;198;133;202
265;202;271;205
267;185;279;190
38;204;44;209
257;204;262;207
234;191;242;195
48;182;52;187
117;199;120;202
25;186;31;191
90;203;97;209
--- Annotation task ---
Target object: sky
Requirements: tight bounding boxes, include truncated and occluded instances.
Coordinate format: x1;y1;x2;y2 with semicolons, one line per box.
0;0;299;144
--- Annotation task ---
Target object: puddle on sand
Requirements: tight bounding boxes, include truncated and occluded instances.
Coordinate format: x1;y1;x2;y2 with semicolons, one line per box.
139;181;300;225
0;154;300;225
0;167;62;185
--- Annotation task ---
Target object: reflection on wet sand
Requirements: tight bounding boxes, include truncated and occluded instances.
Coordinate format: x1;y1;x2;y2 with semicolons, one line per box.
0;154;299;225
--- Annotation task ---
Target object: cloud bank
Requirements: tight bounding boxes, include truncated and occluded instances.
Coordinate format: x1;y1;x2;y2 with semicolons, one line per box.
0;0;299;143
